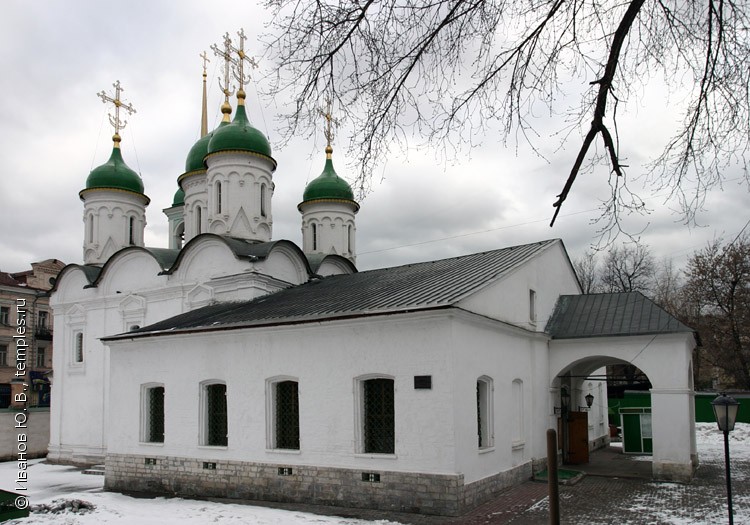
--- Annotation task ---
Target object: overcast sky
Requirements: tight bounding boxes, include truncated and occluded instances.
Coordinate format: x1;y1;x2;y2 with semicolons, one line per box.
1;1;747;276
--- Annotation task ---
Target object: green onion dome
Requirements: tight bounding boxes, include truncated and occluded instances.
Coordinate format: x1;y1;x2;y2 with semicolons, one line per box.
207;103;274;162
299;149;359;210
184;132;212;173
80;144;147;201
172;187;185;206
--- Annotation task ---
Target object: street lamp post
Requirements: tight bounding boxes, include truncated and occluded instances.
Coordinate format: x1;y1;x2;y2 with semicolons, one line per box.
711;393;740;525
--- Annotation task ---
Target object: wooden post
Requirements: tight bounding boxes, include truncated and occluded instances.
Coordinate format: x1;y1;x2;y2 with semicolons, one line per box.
547;428;560;525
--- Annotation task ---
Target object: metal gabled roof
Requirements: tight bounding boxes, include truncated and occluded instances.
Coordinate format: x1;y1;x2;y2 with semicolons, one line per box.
107;239;560;339
546;292;694;339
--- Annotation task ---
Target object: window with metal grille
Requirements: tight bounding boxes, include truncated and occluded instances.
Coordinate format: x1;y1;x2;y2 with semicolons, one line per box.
477;377;493;449
363;378;395;454
204;383;227;446
145;386;165;443
275;381;300;450
74;333;84;363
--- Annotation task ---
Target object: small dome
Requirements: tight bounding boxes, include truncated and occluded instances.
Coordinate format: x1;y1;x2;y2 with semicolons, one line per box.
172;187;185;206
207;104;273;159
301;157;357;204
83;147;145;195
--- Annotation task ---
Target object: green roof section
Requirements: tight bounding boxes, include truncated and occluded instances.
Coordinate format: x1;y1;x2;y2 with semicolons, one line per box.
300;157;358;206
172;187;185;206
207;104;273;161
82;146;146;196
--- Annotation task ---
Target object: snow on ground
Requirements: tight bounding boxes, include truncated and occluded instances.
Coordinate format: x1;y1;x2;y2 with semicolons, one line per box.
0;459;401;524
1;423;748;524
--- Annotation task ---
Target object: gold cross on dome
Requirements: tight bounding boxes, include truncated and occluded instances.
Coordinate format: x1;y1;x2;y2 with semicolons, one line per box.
200;50;210;77
229;28;258;92
211;32;235;104
97;80;136;140
320;98;339;150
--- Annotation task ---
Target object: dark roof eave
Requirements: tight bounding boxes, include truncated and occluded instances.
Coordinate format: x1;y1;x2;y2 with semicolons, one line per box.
102;304;455;343
549;329;698;341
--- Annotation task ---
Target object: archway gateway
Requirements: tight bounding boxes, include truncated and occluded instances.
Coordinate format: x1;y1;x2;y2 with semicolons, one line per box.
546;293;698;482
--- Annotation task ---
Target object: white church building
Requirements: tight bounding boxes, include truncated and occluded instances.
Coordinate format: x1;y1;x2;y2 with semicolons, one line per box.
48;35;699;517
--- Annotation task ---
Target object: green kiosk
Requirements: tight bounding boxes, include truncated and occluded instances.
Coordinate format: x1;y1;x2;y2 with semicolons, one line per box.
620;407;653;454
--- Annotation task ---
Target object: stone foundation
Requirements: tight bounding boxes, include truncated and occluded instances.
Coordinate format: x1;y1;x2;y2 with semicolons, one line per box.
653;460;695;483
105;453;532;516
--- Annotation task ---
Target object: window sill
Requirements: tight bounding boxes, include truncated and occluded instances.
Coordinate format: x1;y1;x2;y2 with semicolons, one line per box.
197;445;228;450
138;441;165;447
266;448;301;455
354;453;398;460
512;441;525;450
478;446;495;455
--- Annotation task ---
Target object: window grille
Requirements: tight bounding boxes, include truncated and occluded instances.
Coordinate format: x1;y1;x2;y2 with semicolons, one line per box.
75;333;84;363
363;378;394;454
275;381;300;450
206;384;227;446
147;387;165;443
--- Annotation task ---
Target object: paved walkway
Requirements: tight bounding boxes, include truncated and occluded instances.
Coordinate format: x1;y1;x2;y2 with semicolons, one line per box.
241;445;749;524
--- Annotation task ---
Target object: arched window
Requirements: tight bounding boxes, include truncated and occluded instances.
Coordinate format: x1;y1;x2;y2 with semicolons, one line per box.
215;182;222;214
311;223;318;251
512;379;523;444
477;376;494;449
267;378;300;450
201;381;227;446
196;206;202;235
128;216;135;245
260;183;267;217
347;225;353;254
357;376;395;454
87;214;94;243
141;384;165;443
174;222;185;249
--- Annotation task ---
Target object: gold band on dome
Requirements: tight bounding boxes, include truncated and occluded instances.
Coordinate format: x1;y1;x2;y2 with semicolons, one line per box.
177;169;208;185
204;149;278;170
297;197;360;213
